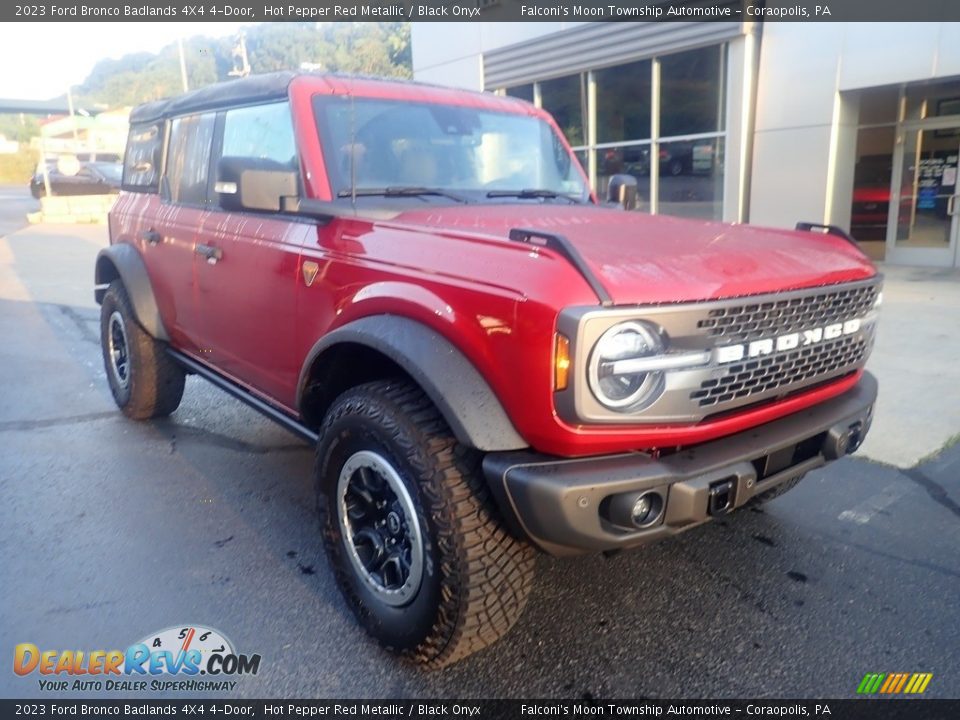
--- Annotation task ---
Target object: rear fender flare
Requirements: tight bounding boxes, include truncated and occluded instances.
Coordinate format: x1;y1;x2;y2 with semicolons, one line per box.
94;244;169;341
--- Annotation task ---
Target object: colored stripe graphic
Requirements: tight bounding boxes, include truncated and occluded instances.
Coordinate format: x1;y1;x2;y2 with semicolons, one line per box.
857;672;932;694
893;674;909;693
880;674;897;693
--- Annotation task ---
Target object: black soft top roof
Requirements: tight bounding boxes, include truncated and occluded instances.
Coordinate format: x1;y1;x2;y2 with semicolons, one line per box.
129;71;296;124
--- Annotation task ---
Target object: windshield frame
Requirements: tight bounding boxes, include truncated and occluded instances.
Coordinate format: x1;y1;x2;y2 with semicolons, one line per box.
311;93;592;207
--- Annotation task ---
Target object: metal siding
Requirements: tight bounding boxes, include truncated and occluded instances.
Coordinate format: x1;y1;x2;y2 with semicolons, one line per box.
484;22;744;90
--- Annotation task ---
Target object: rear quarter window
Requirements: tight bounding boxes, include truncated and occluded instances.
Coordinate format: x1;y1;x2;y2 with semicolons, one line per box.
122;123;164;192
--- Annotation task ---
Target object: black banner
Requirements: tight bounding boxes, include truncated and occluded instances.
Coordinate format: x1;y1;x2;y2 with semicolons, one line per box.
5;0;960;23
1;700;958;719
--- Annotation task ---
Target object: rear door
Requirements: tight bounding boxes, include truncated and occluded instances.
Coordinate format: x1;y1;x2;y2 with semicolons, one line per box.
144;112;217;350
194;101;307;408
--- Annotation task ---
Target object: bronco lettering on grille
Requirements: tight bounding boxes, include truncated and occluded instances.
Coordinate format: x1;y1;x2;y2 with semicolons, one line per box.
714;318;863;364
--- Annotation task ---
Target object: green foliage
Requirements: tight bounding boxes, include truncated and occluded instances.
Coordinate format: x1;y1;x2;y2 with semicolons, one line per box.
76;22;412;108
0;147;39;184
0;114;40;143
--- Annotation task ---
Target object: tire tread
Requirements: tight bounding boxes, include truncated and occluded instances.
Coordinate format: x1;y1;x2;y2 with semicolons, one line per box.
316;379;536;669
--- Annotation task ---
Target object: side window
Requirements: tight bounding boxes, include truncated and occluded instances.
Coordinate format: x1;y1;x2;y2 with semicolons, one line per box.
221;102;297;168
122;123;163;192
166;112;216;205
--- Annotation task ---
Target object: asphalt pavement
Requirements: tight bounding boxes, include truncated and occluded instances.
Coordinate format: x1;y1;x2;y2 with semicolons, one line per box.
1;186;958;700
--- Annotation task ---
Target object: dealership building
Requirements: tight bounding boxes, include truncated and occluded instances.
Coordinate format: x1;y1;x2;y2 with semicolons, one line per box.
412;18;960;268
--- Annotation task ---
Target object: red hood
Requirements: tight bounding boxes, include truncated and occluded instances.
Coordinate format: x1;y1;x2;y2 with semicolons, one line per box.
387;205;877;305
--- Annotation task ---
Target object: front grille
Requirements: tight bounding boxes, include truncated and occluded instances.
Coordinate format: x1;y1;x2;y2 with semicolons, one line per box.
696;283;880;345
690;334;870;408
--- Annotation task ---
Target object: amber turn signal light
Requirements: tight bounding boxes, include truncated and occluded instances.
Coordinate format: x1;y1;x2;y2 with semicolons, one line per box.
554;333;571;391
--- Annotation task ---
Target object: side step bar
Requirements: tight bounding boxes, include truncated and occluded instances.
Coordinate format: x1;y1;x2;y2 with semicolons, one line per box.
167;349;318;444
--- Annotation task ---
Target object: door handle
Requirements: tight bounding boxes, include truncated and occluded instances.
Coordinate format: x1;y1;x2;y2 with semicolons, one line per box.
140;229;161;246
948;194;960;216
195;244;223;265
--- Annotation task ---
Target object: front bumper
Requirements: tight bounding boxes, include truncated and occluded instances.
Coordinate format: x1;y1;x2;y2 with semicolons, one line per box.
483;372;877;556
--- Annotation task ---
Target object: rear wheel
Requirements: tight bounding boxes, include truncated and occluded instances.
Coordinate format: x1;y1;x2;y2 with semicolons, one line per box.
100;280;184;420
316;379;536;668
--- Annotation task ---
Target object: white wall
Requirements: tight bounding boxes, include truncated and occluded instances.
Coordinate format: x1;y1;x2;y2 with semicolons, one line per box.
749;22;960;230
412;22;585;89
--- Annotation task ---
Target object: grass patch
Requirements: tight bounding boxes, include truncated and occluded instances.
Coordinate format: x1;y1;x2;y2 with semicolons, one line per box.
913;431;960;467
0;148;38;185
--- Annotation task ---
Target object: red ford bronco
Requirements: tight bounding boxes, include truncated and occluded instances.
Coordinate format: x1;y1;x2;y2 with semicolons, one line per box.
96;72;880;667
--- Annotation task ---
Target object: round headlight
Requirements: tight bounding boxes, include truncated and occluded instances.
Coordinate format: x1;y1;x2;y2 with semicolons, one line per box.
588;321;665;410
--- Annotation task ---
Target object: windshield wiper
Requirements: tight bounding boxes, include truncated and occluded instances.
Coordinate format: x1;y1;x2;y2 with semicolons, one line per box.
337;187;468;203
485;188;582;204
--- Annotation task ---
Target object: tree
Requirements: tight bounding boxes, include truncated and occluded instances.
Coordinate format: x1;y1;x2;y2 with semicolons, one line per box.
75;23;413;109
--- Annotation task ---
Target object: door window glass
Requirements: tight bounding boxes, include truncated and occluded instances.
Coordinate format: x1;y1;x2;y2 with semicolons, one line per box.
896;129;959;248
166;112;216;205
851;126;895;241
222;102;297;167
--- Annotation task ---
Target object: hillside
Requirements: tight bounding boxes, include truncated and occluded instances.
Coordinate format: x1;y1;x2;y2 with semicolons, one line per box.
77;22;411;108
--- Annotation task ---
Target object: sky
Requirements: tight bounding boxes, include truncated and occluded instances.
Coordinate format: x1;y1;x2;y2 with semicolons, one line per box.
0;23;258;100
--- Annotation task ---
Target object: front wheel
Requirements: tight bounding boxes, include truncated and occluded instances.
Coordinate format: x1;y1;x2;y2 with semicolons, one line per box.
316;380;536;668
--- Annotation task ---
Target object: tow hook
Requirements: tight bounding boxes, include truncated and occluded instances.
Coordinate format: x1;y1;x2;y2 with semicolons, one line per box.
707;478;736;516
824;420;866;460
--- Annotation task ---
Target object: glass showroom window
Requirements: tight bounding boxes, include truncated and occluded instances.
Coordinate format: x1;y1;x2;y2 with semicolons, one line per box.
505;84;534;103
657;45;726;220
538;74;589;199
540;74;587;148
496;43;728;218
596;59;653;213
850;86;900;252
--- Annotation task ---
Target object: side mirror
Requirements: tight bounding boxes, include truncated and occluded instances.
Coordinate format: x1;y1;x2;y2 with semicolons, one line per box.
606;174;638;210
216;156;298;213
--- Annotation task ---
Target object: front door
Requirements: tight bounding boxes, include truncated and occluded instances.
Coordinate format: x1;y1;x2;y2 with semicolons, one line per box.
886;120;960;266
194;100;305;409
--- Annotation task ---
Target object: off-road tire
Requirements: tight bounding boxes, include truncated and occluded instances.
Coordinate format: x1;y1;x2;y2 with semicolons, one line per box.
316;379;536;668
746;474;806;507
100;280;185;420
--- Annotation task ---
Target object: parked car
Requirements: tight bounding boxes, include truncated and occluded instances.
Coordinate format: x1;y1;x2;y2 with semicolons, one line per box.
96;72;881;668
602;141;718;180
30;160;122;198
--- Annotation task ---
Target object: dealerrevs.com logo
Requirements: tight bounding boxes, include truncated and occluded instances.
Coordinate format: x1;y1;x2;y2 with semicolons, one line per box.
13;625;261;692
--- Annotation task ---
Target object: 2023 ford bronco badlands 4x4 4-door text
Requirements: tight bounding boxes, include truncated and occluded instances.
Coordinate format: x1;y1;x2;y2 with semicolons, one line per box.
96;72;881;667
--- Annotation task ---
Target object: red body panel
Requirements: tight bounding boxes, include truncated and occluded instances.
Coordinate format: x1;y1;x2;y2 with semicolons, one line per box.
196;211;309;406
288;209;873;457
110;75;879;458
109;193;202;352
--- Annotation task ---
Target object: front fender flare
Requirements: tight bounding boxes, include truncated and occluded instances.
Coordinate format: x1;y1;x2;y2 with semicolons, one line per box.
299;316;528;452
94;244;169;341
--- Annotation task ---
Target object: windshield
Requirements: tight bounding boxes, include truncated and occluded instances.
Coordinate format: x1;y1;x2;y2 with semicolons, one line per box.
314;96;590;202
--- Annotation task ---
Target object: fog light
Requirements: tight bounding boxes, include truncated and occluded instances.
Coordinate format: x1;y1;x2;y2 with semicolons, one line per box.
606;490;664;530
631;495;654;525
